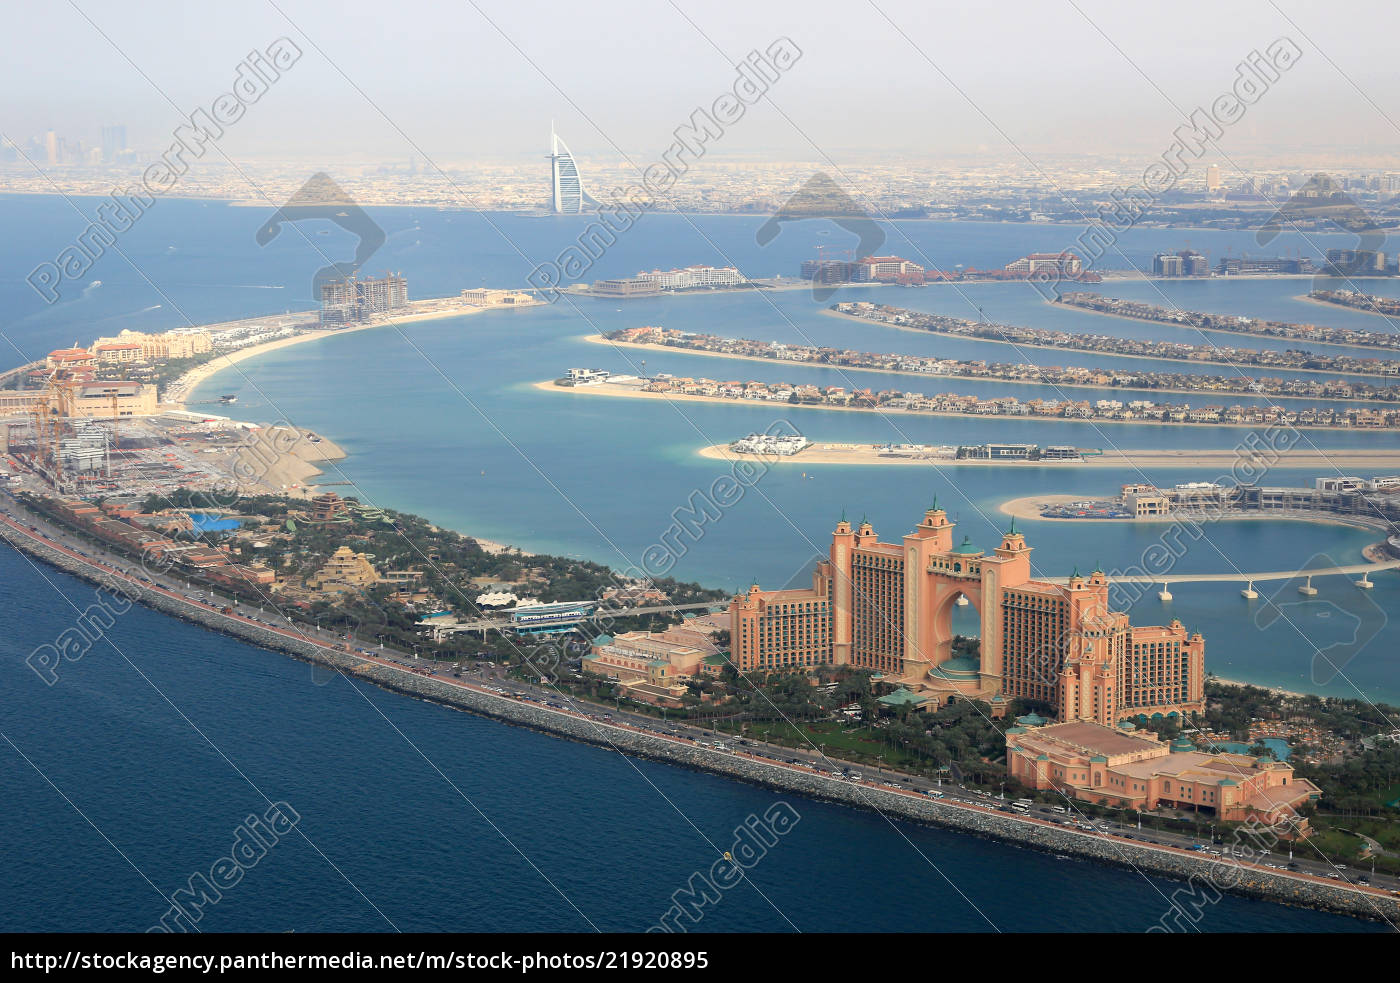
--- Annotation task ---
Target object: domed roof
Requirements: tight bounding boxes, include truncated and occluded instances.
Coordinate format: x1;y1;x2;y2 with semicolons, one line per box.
952;535;980;555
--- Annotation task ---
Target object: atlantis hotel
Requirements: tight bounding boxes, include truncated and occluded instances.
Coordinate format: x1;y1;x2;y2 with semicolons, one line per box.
729;504;1205;726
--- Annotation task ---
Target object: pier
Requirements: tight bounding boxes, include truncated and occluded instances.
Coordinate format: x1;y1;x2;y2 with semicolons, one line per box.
1045;558;1400;589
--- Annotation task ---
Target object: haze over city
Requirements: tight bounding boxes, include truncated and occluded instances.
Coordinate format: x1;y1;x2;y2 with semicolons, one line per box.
3;0;1400;958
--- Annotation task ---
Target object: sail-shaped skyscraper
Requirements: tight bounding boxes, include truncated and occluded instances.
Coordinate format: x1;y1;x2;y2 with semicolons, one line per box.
548;126;596;214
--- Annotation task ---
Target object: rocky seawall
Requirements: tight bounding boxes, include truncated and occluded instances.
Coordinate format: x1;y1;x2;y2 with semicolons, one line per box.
6;527;1398;928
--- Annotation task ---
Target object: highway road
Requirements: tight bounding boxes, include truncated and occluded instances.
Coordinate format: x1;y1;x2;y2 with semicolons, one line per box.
3;489;1397;910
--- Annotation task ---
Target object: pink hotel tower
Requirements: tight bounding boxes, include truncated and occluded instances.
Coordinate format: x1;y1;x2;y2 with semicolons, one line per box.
729;503;1205;726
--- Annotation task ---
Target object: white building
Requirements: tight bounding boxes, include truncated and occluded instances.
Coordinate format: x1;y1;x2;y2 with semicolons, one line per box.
633;266;744;289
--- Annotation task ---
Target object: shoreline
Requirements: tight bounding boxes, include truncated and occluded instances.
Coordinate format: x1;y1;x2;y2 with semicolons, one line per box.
821;309;1400;383
539;378;1394;433
167;298;541;410
156;299;545;545
695;443;1400;471
995;493;1393;532
2;513;1394;926
1297;292;1400;323
1210;677;1310;699
1050;296;1400;353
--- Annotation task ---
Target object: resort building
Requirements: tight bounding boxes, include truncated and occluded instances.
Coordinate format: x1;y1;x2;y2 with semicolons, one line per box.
856;256;924;281
582;629;708;706
730;504;1205;725
1006;720;1321;830
88;329;214;361
59;382;158;418
1004;252;1084;276
581;615;731;705
588;277;657;297
460;288;535;307
309;491;350;523
308;545;381;591
631;266;744;290
46;348;95;369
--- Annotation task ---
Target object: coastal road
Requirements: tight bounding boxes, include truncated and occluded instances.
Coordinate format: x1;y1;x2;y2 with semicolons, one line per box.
434;601;726;634
3;495;1397;910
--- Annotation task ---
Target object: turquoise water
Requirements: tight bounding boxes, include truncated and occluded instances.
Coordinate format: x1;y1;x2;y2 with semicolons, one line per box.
1;550;1377;933
186;296;1400;705
4;196;1399;931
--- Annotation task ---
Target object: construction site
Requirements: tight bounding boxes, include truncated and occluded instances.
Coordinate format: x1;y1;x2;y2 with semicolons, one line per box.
1;372;343;502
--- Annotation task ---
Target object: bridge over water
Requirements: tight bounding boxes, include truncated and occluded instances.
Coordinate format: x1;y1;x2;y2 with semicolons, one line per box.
1045;558;1400;598
1044;559;1400;587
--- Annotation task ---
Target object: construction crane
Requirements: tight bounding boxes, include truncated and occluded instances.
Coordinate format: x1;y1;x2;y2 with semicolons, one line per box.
28;371;78;489
110;388;121;450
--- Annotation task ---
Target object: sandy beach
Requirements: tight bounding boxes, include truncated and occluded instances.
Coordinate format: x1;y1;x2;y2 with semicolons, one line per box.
157;296;539;518
1045;295;1399;352
538;377;1390;432
1295;292;1400;323
587;330;1400;401
694;442;1400;471
819;309;1400;381
167;298;538;409
1210;677;1310;699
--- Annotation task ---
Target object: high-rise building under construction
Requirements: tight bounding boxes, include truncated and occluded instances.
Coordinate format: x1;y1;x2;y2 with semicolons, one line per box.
319;273;409;324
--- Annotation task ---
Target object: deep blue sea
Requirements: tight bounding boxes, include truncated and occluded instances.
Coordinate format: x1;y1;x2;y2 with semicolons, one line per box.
2;194;1397;932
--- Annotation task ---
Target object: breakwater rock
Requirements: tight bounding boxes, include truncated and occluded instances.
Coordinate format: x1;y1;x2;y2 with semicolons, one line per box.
6;526;1397;927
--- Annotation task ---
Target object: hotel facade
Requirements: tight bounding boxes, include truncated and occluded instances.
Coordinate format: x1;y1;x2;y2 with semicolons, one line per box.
1006;720;1319;829
729;505;1205;726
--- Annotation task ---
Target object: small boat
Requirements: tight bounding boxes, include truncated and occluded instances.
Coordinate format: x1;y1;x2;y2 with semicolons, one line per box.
1055;854;1071;860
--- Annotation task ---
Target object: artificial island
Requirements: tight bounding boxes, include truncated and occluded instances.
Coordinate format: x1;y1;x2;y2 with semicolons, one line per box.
3;264;1399;920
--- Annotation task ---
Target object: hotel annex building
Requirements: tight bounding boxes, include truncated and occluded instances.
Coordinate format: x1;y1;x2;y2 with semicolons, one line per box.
729;504;1205;726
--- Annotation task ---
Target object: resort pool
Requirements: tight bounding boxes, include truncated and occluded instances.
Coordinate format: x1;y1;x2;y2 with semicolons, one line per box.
186;512;242;534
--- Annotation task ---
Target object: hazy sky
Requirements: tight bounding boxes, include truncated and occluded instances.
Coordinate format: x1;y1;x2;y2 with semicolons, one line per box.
5;0;1399;165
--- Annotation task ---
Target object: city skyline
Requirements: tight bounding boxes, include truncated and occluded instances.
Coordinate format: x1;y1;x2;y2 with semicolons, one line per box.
4;0;1400;945
4;0;1399;164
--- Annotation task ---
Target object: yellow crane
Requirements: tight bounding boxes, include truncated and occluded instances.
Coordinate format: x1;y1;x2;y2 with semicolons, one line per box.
28;372;78;486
